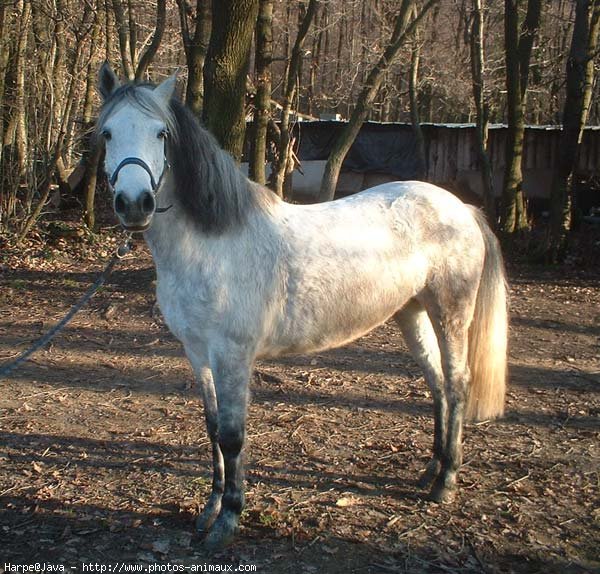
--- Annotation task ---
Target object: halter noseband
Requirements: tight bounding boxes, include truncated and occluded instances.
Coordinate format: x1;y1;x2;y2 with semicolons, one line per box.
108;156;172;213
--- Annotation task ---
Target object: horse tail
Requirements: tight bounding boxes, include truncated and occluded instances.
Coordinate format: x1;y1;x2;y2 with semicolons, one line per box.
466;209;508;421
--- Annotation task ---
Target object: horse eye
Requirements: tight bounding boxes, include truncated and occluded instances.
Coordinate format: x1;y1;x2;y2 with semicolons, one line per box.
101;129;112;141
158;128;168;140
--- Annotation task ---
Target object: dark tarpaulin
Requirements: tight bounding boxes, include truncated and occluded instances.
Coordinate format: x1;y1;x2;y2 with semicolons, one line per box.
295;121;422;179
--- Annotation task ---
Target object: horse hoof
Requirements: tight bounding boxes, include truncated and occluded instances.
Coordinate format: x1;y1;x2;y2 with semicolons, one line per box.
196;510;218;533
429;483;457;504
203;512;239;553
417;460;441;488
195;496;222;533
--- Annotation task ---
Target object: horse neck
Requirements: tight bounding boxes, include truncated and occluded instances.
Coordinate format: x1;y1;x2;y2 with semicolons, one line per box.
143;176;279;275
143;178;201;271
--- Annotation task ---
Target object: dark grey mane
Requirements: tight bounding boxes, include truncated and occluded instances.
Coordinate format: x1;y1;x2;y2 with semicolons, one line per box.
168;98;258;233
98;83;258;234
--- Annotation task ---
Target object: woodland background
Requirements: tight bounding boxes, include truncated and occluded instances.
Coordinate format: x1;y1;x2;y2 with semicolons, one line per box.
0;0;598;261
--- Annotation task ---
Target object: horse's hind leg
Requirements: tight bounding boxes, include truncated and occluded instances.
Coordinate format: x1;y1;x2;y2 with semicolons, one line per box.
426;299;473;504
185;348;224;532
394;300;446;488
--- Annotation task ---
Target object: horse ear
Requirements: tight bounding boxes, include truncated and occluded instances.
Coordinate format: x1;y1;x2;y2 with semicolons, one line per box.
98;62;121;101
153;72;178;105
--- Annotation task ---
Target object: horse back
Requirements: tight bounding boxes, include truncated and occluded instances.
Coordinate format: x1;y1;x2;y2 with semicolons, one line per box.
258;181;483;358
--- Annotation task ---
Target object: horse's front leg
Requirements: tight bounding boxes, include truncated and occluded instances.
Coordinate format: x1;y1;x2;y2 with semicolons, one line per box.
203;348;251;551
185;349;224;532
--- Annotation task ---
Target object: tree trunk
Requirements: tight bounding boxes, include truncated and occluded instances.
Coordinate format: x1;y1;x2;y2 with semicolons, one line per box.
83;146;102;231
547;0;600;262
334;6;345;95
270;0;318;197
128;0;137;69
135;0;166;81
0;0;11;170
202;0;259;161
249;0;273;185
83;18;102;230
319;3;329;97
307;4;321;117
500;0;542;235
470;0;495;222
18;42;82;244
2;0;30;179
104;0;115;61
409;26;427;180
112;0;135;80
176;0;211;116
318;0;439;202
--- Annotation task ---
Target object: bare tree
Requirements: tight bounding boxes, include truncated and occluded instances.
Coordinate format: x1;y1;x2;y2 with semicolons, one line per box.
2;0;31;179
500;0;542;235
176;0;212;116
112;0;135;80
0;1;19;228
17;2;94;242
470;0;495;222
408;13;427;180
547;0;600;261
270;0;318;197
82;13;103;230
318;0;439;202
0;0;589;244
104;0;115;60
135;0;167;81
0;0;11;169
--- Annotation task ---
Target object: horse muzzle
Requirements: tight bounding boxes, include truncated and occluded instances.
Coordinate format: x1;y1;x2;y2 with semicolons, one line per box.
113;190;156;232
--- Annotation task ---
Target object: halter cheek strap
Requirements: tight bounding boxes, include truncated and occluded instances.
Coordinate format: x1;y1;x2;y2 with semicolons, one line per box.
108;156;172;213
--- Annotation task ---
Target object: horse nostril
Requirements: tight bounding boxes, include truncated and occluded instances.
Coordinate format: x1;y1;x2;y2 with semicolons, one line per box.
140;191;156;215
114;193;127;215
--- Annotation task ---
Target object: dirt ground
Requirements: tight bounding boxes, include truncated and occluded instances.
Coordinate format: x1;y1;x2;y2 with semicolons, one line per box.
0;235;598;574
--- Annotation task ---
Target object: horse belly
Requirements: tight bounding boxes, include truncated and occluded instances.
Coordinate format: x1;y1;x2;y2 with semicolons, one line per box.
260;253;425;358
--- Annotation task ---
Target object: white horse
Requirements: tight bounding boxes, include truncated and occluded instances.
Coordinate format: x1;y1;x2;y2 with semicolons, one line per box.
97;64;508;550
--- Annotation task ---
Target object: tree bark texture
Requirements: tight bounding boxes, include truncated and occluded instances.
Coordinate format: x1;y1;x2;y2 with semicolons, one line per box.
203;0;259;162
249;0;273;185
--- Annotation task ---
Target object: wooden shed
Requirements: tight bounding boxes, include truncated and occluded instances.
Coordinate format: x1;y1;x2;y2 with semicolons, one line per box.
262;122;600;205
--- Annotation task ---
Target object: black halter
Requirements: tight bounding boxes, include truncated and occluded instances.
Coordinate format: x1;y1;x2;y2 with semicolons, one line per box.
108;156;172;213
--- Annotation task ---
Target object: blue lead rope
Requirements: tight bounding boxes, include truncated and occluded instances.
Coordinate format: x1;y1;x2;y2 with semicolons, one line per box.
0;237;131;380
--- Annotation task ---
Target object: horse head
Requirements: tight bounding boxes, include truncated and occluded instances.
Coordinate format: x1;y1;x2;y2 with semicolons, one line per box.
97;63;176;232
